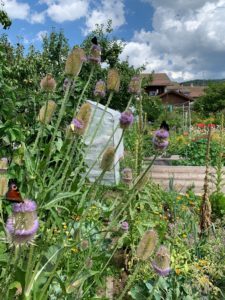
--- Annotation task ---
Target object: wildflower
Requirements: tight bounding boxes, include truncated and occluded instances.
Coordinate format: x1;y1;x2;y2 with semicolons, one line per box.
175;268;181;275
65;47;86;76
153;129;169;150
120;111;134;129
63;78;70;91
152;246;171;276
89;43;101;64
71;247;79;253
121;168;133;185
38;100;57;124
94;80;106;97
100;146;115;171
136;229;158;261
40;74;56;92
120;221;129;231
107;68;120;92
6;199;39;245
70;118;84;135
128;76;141;95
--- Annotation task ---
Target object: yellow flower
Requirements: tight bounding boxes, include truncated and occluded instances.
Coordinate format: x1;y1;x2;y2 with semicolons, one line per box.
185;193;189;198
63;225;67;230
182;234;187;238
71;247;79;253
175;268;181;275
176;196;182;200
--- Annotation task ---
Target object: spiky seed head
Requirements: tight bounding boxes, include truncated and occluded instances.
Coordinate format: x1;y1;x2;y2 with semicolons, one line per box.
136;230;158;261
128;76;141;95
65;47;86;76
107;68;120;92
152;246;171;276
0;158;8;170
72;102;92;135
0;176;8;196
40;74;56;92
94;80;106;97
100;146;115;171
38;100;57;124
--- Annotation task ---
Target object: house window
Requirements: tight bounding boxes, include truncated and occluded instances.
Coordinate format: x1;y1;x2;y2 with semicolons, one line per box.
149;91;157;96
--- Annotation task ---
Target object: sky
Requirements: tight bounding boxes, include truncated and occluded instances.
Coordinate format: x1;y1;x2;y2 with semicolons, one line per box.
1;0;225;82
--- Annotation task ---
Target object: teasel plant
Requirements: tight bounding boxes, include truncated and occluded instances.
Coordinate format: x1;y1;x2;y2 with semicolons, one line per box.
200;127;212;238
118;229;158;300
214;114;225;194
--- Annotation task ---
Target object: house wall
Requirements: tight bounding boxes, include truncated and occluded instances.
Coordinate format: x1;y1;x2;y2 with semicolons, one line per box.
160;93;190;106
145;86;165;95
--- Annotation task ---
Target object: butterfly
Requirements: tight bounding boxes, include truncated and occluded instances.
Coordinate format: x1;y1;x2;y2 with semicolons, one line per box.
91;36;98;45
5;182;23;202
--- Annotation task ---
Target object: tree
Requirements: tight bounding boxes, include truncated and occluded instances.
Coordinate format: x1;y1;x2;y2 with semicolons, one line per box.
142;94;163;122
193;82;225;114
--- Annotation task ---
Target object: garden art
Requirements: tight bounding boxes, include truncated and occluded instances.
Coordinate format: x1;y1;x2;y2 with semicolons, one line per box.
0;23;225;300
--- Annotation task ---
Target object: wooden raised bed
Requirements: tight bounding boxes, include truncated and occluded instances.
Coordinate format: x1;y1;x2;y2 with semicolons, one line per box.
149;165;225;195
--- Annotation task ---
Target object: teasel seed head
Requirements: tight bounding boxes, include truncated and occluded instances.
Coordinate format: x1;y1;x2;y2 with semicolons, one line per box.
152;246;171;276
0;158;8;196
0;157;8;171
100;146;115;171
40;74;56;92
120;111;134;129
107;68;120;92
136;229;158;261
121;168;133;185
72;102;92;135
6;199;39;245
38;100;57;124
94;80;106;98
65;47;86;77
128;76;141;95
89;43;101;64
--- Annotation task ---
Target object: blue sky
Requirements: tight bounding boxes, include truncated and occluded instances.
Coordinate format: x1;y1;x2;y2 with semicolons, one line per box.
1;0;225;81
1;0;154;47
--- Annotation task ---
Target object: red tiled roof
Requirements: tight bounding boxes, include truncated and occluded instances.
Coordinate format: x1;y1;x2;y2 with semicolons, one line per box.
142;73;172;86
167;85;206;98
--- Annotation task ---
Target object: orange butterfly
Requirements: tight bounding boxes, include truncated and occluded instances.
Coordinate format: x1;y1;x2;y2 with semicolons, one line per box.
5;182;23;202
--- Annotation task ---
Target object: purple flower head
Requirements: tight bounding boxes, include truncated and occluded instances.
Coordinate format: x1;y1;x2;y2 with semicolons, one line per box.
121;221;129;231
71;118;84;132
13;199;37;213
152;246;171;277
89;44;101;64
155;129;169;139
120;111;134;129
94;80;106;97
152;137;169;150
6;199;39;245
63;78;70;92
152;262;171;276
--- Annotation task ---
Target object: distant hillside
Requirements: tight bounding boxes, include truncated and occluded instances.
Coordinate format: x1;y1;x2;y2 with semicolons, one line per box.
181;79;225;86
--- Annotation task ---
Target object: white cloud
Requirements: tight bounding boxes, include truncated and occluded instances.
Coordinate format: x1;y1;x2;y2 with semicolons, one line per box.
85;0;125;34
44;0;89;23
30;11;46;24
120;0;225;81
35;30;48;42
3;0;30;20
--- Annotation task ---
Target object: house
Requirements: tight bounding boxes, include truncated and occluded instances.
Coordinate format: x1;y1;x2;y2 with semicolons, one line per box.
142;73;206;107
